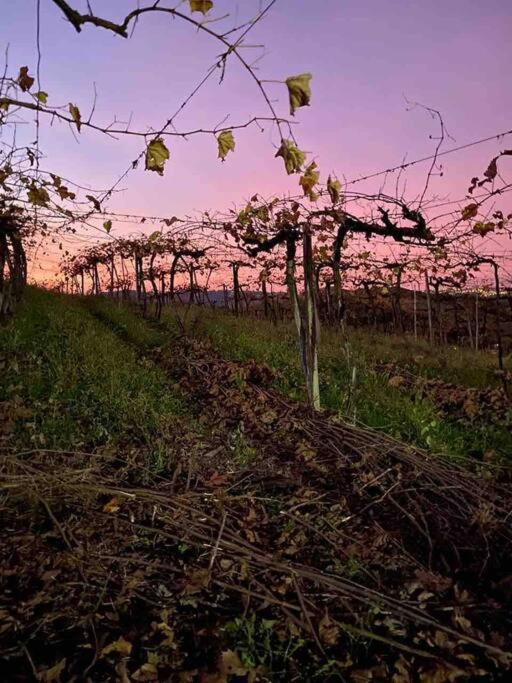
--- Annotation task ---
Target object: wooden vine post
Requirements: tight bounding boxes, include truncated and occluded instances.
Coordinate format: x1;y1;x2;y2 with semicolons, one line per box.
302;229;321;409
284;228;320;410
425;271;434;344
413;287;418;341
475;291;479;351
490;260;509;398
331;220;348;326
0;213;27;320
232;262;240;317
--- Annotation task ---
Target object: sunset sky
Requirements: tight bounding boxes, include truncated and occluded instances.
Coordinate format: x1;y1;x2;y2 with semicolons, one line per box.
2;0;511;277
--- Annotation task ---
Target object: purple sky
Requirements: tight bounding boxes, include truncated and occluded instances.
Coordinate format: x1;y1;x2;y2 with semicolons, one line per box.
2;1;511;274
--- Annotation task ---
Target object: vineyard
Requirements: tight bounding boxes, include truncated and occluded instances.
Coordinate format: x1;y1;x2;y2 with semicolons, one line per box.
1;1;512;681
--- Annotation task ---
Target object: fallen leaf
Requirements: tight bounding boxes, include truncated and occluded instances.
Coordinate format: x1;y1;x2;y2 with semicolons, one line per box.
102;496;120;513
319;611;339;646
101;636;133;658
183;568;210;594
37;659;66;682
219;650;247;677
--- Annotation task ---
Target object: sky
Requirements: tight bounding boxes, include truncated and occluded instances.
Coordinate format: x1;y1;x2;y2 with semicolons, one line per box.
1;0;511;278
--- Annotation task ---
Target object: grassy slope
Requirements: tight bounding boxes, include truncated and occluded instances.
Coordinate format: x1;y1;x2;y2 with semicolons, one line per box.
344;325;511;389
0;288;185;464
2;291;510;461
162;305;512;459
2;291;511;679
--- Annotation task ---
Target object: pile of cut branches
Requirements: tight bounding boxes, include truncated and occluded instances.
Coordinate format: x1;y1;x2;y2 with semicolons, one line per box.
2;337;512;681
377;361;512;428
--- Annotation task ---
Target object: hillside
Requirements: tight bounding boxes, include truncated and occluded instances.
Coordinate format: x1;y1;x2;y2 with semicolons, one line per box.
2;289;512;681
2;1;512;680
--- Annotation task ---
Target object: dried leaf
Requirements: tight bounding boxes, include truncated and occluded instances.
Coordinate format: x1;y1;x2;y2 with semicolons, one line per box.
260;409;278;424
414;569;452;593
419;662;466;682
299;161;320;200
37;659;66;682
206;471;229;488
28;184;50;207
189;0;213;14
217;130;235;161
86;194;101;211
145;138;170;175
133;655;159;682
472;221;495;237
275;139;306;175
483;156;498;182
56;184;75;201
101;636;133;658
461;203;478;221
102;496;120;512
156;620;176;649
162;216;180;227
68;103;81;132
286;73;312;115
327;175;341;204
319;611;339;646
219;650;247;677
18;66;34;92
183;568;210;594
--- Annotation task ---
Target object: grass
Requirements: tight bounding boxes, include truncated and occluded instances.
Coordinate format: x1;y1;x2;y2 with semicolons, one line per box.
2;291;510;463
0;288;185;462
2;291;511;680
84;295;167;349
161;305;512;460
344;325;511;389
224;614;306;676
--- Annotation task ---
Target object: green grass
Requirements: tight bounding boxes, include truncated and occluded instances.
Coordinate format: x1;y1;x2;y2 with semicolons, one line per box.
161;305;512;460
84;295;167;349
0;288;185;461
3;291;510;463
343;326;511;389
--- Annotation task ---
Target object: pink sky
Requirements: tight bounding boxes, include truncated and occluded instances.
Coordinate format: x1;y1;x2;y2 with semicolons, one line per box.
2;0;511;279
